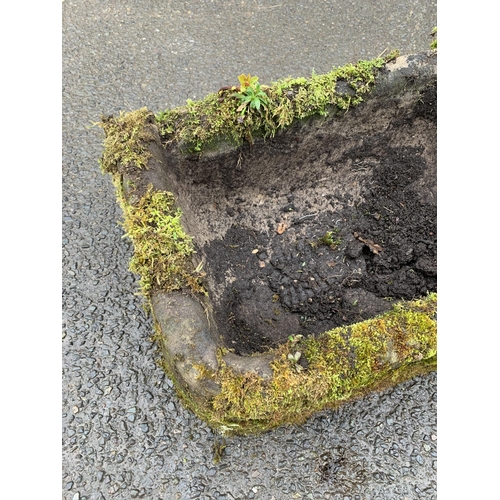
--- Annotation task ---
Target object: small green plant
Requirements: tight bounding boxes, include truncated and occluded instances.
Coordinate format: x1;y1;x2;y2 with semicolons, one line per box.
155;52;400;153
313;230;341;250
287;335;305;372
232;74;269;116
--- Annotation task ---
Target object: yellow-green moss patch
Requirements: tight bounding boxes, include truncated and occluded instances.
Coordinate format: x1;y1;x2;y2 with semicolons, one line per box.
430;27;437;50
98;107;153;175
189;293;436;435
114;182;205;298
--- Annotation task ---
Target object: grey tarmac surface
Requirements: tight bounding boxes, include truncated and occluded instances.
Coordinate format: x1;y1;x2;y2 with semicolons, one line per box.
62;1;437;499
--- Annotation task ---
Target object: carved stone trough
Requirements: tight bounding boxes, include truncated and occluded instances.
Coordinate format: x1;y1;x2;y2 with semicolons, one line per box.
99;51;437;434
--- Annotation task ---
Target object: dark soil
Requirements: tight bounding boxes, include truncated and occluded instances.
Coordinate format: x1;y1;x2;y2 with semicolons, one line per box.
162;79;437;355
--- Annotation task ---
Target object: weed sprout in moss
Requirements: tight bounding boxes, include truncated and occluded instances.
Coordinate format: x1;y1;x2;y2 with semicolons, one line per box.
232;74;269;116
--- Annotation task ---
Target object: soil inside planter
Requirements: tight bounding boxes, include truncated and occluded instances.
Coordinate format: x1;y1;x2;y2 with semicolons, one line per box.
160;80;436;356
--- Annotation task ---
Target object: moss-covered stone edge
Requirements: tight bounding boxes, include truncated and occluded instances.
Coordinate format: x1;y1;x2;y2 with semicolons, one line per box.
98;108;155;175
109;175;206;301
153;293;436;436
97;51;402;171
155;50;400;153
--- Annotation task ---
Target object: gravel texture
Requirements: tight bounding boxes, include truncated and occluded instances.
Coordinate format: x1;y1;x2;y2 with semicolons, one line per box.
62;1;437;498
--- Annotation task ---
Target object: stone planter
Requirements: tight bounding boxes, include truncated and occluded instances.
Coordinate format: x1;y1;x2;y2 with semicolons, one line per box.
99;51;437;435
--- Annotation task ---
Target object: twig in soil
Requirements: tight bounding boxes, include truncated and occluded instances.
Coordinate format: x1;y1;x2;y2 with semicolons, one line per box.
236;151;243;169
249;231;259;243
297;213;318;221
341;277;360;286
340;269;363;286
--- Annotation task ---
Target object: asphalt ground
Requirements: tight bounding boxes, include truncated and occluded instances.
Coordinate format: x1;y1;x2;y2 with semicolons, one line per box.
62;1;437;499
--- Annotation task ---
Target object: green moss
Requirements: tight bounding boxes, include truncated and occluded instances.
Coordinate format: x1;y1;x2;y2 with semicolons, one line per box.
430;27;437;50
98;107;153;175
155;51;399;153
97;109;205;300
114;181;205;298
184;293;436;435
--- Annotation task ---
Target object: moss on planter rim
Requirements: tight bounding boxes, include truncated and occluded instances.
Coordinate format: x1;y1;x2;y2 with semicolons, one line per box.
98;51;401;168
154;293;436;435
155;50;399;153
99;107;154;175
111;177;206;299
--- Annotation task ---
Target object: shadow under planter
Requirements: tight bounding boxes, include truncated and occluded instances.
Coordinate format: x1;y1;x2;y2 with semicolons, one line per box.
99;51;437;435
